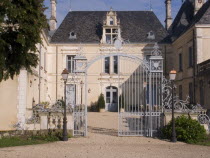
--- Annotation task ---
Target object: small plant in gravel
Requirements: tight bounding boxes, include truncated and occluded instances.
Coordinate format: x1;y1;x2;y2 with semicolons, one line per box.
161;115;207;143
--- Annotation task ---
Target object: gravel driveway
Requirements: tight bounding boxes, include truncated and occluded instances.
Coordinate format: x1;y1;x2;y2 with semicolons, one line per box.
0;112;210;158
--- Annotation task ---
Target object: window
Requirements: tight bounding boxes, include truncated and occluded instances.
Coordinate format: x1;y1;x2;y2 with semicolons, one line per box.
69;32;77;39
105;28;118;44
105;57;110;73
113;56;118;74
179;85;183;100
110;17;114;25
188;46;193;67
44;52;46;71
67;55;75;73
147;31;155;40
106;91;111;103
179;53;183;71
106;35;111;44
189;82;193;104
199;80;204;105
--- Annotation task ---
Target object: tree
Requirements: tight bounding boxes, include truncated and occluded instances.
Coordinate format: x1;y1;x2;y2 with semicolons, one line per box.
97;94;105;110
0;0;47;81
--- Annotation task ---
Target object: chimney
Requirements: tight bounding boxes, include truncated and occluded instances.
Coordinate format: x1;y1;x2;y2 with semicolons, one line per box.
165;0;172;30
50;0;57;31
194;0;205;15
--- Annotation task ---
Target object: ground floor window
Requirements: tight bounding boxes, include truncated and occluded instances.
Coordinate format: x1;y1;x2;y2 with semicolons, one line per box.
199;80;204;105
179;85;183;100
189;82;193;104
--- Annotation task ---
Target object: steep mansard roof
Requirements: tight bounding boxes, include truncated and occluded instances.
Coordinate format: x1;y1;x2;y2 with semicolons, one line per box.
167;0;194;42
192;0;210;25
51;11;167;44
168;0;210;42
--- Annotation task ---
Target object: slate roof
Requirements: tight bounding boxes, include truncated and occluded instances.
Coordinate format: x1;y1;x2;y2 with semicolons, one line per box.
191;0;210;25
167;0;210;42
167;0;194;42
51;11;167;44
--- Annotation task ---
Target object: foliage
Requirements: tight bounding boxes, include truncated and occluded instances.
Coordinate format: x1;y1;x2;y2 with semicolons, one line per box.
0;130;73;148
0;135;56;148
57;99;65;108
40;101;50;108
88;101;98;112
193;134;210;146
161;115;207;143
97;93;105;110
0;0;48;81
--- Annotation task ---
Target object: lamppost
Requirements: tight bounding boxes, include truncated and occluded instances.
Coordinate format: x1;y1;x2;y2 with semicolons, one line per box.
169;69;177;143
80;81;84;105
61;69;69;141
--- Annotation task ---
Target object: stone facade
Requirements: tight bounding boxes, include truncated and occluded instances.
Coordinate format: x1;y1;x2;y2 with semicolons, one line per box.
1;1;210;132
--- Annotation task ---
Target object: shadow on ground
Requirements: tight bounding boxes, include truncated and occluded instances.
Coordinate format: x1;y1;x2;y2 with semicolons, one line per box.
88;126;118;136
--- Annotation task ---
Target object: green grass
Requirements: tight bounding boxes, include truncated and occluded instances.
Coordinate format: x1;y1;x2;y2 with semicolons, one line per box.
0;134;60;148
190;135;210;146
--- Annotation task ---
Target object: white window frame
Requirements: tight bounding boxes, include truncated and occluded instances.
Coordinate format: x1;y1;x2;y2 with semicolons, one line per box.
67;55;75;73
105;28;118;44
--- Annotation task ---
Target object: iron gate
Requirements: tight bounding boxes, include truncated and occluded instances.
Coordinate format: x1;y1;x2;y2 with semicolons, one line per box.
73;43;163;137
118;52;163;137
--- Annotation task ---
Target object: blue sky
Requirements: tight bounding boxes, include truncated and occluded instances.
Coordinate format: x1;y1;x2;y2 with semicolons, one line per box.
44;0;183;27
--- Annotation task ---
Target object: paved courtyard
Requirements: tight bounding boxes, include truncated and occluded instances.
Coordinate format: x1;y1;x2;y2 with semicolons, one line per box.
0;112;210;158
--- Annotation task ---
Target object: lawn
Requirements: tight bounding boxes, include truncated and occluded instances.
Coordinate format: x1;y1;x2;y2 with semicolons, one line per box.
0;135;59;148
192;135;210;146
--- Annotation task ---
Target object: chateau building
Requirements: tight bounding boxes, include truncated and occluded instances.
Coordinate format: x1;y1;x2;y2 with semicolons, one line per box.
164;0;210;110
0;0;210;131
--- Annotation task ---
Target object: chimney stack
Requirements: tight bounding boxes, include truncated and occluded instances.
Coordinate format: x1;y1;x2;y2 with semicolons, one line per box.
50;0;57;31
194;0;205;15
165;0;172;30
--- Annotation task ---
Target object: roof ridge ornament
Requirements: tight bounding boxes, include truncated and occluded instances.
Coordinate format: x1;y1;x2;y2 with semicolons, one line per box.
151;43;162;56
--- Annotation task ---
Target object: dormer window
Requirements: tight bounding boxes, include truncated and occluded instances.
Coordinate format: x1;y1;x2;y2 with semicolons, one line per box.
69;31;77;39
102;8;121;44
110;17;114;25
147;31;155;40
105;28;118;44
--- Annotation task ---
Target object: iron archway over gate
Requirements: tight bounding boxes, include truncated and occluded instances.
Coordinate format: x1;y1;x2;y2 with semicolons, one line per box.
73;43;163;137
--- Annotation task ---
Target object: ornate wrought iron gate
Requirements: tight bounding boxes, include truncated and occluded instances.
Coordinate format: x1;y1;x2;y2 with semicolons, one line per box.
73;43;163;137
118;44;163;137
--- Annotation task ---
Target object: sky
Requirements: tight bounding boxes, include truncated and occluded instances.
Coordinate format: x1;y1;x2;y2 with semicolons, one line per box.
44;0;183;27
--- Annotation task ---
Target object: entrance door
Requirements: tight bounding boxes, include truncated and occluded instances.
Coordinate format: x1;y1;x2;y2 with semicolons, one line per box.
106;86;118;112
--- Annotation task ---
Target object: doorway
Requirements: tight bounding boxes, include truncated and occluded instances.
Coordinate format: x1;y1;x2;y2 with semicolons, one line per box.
105;86;118;112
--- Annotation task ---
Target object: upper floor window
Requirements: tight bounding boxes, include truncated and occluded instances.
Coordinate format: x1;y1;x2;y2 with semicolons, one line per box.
188;46;193;67
114;56;118;74
105;28;118;44
105;57;110;74
179;53;183;71
110;17;114;25
104;56;118;74
67;55;75;73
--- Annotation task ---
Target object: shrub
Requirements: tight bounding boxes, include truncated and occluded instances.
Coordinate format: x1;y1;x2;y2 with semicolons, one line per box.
161;115;207;143
88;102;98;112
97;94;105;110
